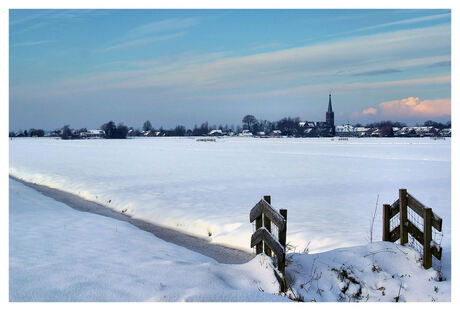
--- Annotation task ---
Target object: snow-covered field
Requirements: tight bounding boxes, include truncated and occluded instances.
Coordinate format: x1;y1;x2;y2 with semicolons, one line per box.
9;137;451;255
10;177;450;302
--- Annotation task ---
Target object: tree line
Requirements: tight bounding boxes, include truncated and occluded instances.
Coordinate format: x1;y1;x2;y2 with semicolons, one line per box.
9;117;451;139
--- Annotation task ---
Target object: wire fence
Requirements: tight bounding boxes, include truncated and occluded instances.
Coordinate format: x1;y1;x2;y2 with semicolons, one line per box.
389;200;444;269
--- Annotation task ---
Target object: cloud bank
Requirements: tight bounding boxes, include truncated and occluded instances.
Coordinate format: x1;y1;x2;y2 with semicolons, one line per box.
379;97;451;117
360;97;451;119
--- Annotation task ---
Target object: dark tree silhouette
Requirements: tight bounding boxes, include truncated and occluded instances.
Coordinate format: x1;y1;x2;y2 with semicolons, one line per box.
101;121;128;139
61;125;73;140
242;115;257;132
143;120;152;132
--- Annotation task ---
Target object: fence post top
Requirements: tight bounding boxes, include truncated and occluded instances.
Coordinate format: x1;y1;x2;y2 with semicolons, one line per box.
263;195;271;204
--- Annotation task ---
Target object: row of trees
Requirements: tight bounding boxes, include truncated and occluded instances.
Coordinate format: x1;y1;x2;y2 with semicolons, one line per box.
9;118;451;139
9;128;46;138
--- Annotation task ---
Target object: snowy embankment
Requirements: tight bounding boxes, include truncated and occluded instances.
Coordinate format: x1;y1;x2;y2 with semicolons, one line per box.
9;137;451;255
9;179;285;302
10;178;449;302
285;243;449;302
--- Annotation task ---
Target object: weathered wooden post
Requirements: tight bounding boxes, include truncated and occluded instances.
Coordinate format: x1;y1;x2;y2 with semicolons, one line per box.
382;204;391;242
249;196;288;292
255;205;263;254
423;208;433;269
278;209;287;292
263;195;272;257
399;189;408;244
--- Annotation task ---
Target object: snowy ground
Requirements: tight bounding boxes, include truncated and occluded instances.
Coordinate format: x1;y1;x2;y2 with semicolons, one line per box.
9;137;451;255
9;137;451;296
285;243;450;302
9;178;450;302
9;178;286;302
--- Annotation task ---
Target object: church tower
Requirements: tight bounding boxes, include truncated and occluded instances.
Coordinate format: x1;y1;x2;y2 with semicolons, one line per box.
326;94;335;135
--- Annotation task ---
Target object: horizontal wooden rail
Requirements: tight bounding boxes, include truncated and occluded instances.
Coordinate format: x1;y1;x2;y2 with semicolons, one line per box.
250;198;286;231
389;199;399;218
250;227;284;259
389;226;400;243
407;221;424;245
407;194;442;231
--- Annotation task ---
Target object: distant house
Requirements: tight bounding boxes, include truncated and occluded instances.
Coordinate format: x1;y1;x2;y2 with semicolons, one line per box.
439;128;451;137
142;130;161;137
394;126;438;137
208;129;223;136
238;130;253;137
299;121;318;137
269;130;282;137
335;122;355;137
80;130;105;139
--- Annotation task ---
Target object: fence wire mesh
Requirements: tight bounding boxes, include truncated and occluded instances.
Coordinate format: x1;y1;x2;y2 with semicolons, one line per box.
408;207;423;232
397;204;443;270
390;213;400;231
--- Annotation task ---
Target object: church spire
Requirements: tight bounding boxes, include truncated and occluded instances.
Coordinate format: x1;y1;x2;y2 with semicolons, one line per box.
328;93;333;113
325;93;335;136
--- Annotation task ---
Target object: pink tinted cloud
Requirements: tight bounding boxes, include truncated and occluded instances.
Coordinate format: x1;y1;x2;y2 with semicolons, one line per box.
362;107;377;115
379;97;451;117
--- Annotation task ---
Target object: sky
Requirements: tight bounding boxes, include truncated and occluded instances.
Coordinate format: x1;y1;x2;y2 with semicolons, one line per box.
9;9;451;131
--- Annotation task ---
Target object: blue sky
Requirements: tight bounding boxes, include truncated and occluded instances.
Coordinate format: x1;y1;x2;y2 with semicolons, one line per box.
9;9;451;130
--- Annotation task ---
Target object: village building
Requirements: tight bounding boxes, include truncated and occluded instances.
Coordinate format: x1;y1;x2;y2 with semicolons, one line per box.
208;129;223;136
80;129;105;139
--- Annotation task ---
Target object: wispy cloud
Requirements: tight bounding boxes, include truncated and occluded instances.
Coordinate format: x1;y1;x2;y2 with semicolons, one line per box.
25;24;451;99
128;17;199;36
96;32;186;53
11;40;51;48
428;61;451;68
357;13;450;32
95;17;199;54
201;74;451;102
325;13;451;40
10;9;112;35
352;69;402;76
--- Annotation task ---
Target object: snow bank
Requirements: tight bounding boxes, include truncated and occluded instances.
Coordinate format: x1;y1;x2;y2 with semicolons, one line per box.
285;242;450;302
9;179;287;302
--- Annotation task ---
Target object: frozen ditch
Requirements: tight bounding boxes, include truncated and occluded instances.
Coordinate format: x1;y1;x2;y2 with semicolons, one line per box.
10;176;253;265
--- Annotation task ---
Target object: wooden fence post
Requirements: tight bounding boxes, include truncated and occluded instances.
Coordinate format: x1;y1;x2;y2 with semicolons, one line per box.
399;189;408;245
263;195;272;257
423;208;433;269
382;204;391;242
255;208;263;254
278;209;287;292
